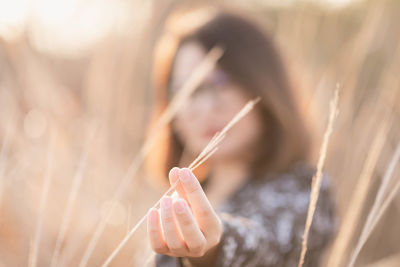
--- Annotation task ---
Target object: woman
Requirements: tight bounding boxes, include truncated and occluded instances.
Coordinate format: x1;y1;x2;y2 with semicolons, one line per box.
146;7;336;267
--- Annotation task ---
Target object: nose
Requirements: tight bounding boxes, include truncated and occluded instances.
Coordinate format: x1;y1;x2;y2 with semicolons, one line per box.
203;92;220;111
191;89;221;116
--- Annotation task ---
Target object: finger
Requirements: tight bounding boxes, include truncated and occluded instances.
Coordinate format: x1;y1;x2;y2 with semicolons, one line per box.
178;168;219;233
147;208;169;254
173;199;206;257
169;167;189;204
160;196;188;255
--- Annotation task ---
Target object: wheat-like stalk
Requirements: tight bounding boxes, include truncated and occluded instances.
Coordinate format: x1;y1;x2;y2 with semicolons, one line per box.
0;126;10;207
28;133;55;267
50;125;97;267
297;88;339;267
326;120;390;267
363;169;400;244
77;46;224;267
348;142;400;267
101;97;260;267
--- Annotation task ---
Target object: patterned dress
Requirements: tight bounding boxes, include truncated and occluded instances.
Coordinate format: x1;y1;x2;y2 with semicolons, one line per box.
155;161;337;267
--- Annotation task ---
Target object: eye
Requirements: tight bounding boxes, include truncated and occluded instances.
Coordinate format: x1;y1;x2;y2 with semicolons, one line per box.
192;83;212;96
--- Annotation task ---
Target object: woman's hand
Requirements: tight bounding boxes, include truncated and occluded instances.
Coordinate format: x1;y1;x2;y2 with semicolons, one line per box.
147;167;223;260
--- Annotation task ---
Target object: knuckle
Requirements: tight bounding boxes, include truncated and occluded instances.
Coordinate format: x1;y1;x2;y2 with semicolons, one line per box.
169;243;186;254
148;228;159;235
163;215;175;224
189;241;206;255
216;232;223;243
153;245;168;254
181;219;193;227
178;214;192;226
215;218;223;232
205;231;221;247
197;207;212;218
191;249;205;257
208;217;223;233
208;236;220;247
186;182;201;194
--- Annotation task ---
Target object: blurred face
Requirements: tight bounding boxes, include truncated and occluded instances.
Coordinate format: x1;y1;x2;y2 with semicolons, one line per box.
170;41;263;163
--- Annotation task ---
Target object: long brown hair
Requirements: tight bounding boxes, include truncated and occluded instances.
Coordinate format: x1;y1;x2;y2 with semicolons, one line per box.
147;7;314;187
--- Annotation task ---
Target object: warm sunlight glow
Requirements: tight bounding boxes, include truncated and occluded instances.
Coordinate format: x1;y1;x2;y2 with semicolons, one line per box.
0;0;357;56
0;0;29;40
0;0;136;56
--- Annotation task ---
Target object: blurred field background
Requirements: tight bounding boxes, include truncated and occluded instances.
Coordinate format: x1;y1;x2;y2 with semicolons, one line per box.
0;0;399;266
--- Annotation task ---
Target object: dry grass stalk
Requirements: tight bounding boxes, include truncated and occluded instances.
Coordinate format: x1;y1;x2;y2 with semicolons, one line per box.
101;97;260;267
126;204;133;235
50;126;97;267
326;120;390;267
190;146;219;172
348;142;400;267
364;252;400;267
0;127;10;207
28;134;55;267
78;46;224;267
365;170;400;243
297;89;339;267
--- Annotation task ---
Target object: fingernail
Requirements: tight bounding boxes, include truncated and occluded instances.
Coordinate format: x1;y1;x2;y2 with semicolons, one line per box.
174;201;186;214
169;167;179;178
179;168;192;182
161;197;172;209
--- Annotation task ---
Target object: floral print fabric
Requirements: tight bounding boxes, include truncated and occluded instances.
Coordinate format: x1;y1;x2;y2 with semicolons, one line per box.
155;162;336;267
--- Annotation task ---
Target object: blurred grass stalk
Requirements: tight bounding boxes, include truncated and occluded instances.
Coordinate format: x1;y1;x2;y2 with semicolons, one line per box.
298;89;339;267
348;143;400;267
78;46;224;267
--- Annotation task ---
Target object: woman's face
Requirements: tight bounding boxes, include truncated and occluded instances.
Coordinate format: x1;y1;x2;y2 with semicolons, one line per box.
170;41;263;162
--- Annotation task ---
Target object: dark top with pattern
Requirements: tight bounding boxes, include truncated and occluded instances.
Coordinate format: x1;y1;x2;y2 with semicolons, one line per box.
155;161;336;267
